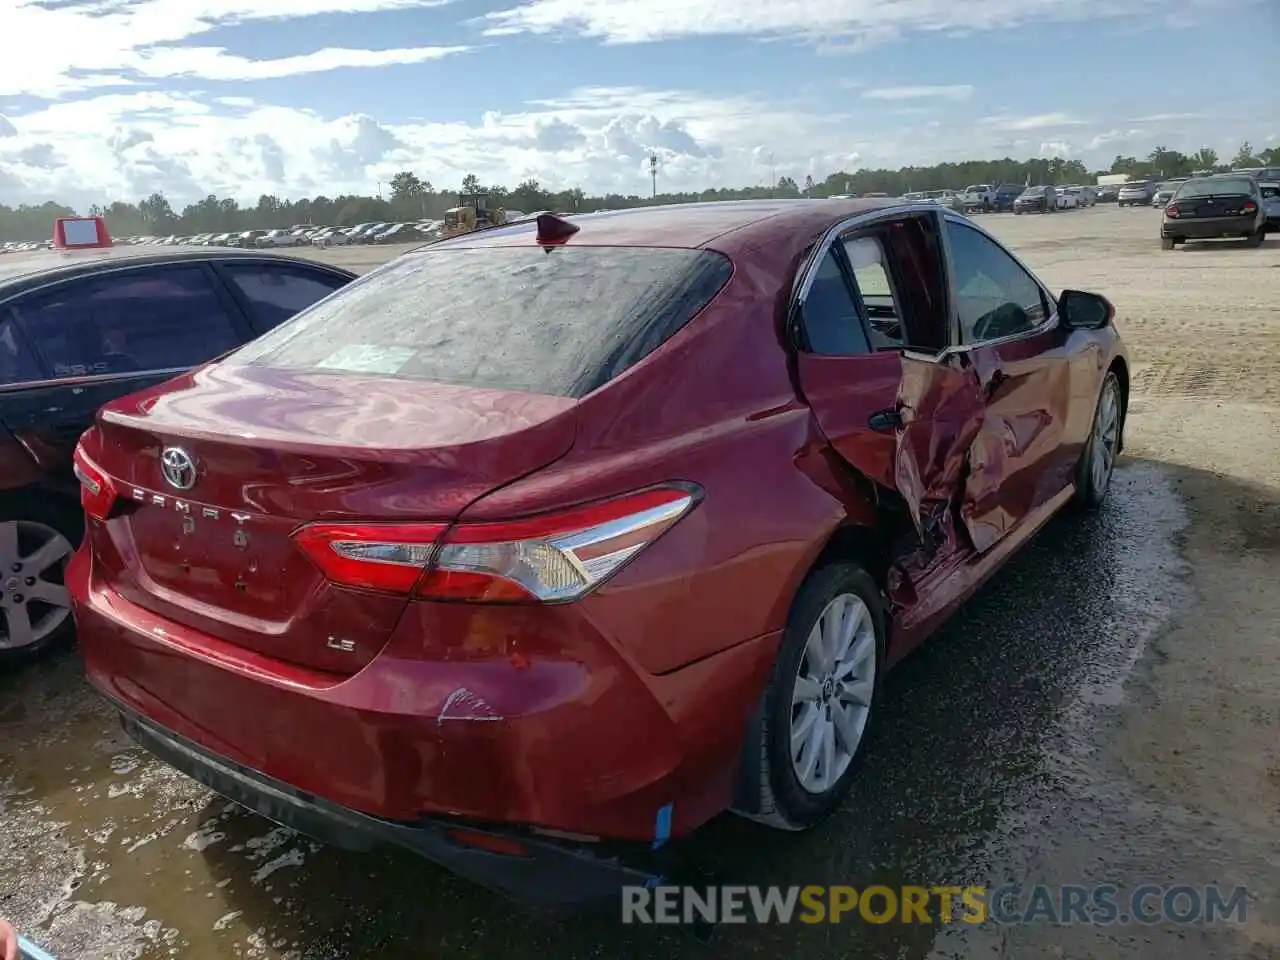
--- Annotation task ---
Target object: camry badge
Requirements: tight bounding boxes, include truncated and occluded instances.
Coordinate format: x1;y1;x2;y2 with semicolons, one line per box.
159;447;197;491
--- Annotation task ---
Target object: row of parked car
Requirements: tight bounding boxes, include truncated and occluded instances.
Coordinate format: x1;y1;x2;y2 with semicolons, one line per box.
116;220;445;250
895;184;1100;215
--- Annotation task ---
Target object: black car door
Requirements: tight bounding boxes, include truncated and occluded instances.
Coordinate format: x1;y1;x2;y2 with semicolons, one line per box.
212;260;355;336
0;261;253;477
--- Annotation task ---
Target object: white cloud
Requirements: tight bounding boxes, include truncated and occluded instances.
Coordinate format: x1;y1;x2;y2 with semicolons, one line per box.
983;112;1089;131
862;85;974;102
0;83;1262;210
130;45;470;81
0;0;467;97
480;0;1259;43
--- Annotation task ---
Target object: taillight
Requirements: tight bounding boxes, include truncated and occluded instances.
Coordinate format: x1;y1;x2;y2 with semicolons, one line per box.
1165;205;1180;218
1242;200;1258;215
73;444;117;522
292;522;447;594
291;485;700;602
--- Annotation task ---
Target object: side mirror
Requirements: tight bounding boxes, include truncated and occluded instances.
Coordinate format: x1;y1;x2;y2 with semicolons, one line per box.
1059;289;1114;330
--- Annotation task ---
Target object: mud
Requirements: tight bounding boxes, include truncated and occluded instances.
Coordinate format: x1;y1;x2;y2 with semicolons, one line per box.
2;206;1279;958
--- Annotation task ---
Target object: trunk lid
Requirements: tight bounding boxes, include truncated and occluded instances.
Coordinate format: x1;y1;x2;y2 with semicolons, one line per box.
1176;194;1252;218
89;362;576;674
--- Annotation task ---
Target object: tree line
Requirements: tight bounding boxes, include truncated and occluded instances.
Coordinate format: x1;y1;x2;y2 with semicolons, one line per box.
2;141;1275;243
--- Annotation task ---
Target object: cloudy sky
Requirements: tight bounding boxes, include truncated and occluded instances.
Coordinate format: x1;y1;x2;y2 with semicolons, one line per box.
0;0;1275;208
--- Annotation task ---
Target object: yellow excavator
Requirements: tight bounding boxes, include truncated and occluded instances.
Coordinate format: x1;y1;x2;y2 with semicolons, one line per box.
442;193;507;238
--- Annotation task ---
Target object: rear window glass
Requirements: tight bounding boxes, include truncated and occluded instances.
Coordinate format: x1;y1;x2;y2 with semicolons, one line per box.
1176;178;1255;198
229;246;732;398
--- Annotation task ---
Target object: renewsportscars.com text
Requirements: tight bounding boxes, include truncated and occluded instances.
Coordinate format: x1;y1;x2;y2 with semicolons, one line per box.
621;884;1249;926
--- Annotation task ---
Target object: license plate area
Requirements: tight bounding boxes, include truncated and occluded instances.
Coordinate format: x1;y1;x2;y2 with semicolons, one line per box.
123;488;300;612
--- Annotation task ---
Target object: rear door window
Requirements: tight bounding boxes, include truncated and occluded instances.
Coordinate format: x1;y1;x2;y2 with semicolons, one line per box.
231;246;733;398
798;249;870;355
11;265;244;378
0;313;43;385
218;262;351;333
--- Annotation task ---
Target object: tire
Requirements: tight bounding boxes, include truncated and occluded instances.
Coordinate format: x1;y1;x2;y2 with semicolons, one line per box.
1246;228;1265;248
733;562;886;831
1073;371;1123;509
0;492;82;666
1161;237;1176;250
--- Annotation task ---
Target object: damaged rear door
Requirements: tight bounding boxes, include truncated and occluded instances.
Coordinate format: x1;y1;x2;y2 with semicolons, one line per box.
791;208;987;553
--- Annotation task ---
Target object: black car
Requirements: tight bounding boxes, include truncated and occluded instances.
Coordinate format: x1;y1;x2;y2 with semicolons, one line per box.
992;184;1024;212
0;248;356;662
1013;185;1057;214
1160;175;1267;250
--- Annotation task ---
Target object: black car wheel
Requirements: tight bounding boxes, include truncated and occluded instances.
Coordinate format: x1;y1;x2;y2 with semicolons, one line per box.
1161;237;1176;250
1246;228;1265;248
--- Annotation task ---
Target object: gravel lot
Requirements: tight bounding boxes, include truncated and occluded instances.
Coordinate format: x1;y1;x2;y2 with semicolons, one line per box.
2;205;1277;959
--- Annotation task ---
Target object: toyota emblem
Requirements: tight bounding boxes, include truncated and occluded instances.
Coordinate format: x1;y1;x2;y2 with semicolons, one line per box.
159;447;197;491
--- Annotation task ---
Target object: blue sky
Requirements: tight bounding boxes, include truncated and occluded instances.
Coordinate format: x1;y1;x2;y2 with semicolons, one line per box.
0;0;1275;207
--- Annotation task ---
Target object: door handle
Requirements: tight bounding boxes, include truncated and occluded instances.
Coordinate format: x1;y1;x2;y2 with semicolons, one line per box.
868;409;903;431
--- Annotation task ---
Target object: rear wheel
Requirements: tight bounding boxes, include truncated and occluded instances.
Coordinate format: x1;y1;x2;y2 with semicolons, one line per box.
0;493;81;665
1246;228;1265;248
1161;236;1176;250
734;563;884;831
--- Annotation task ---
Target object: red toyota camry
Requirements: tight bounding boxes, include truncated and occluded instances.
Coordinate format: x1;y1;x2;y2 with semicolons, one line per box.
70;201;1128;907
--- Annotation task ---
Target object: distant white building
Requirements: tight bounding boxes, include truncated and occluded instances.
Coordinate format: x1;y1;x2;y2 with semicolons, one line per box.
1095;174;1131;186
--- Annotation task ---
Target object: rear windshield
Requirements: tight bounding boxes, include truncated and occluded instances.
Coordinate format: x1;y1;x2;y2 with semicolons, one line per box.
1021;187;1045;196
229;246;732;398
1175;178;1255;199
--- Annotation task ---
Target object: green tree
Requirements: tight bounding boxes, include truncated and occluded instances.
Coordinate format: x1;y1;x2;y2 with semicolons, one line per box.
1232;141;1259;168
138;192;177;232
460;173;482;195
1189;147;1219;171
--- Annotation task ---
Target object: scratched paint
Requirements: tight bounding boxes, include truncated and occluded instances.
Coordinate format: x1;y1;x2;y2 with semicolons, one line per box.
436;687;502;724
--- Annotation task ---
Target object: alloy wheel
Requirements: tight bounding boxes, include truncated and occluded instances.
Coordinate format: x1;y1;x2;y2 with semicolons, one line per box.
790;593;877;795
1091;379;1121;496
0;520;73;651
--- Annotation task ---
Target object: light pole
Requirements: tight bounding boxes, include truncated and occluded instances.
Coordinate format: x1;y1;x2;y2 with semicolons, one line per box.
649;153;658;200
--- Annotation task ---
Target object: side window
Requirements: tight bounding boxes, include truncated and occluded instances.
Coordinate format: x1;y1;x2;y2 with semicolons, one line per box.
220;263;349;333
945;221;1049;344
0;312;43;385
841;236;905;350
11;266;242;378
799;249;870;356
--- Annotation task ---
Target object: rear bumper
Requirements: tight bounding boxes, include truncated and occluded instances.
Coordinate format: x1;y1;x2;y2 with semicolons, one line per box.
70;540;776;891
110;697;669;908
1162;216;1262;239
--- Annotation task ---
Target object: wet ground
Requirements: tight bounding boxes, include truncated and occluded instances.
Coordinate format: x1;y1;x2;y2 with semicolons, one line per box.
4;455;1277;959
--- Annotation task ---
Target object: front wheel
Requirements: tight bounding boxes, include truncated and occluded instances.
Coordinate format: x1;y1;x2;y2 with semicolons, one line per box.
734;563;884;831
0;493;81;665
1074;372;1123;508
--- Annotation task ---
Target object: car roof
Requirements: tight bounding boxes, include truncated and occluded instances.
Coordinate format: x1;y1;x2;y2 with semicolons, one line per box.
0;246;354;293
427;198;899;253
